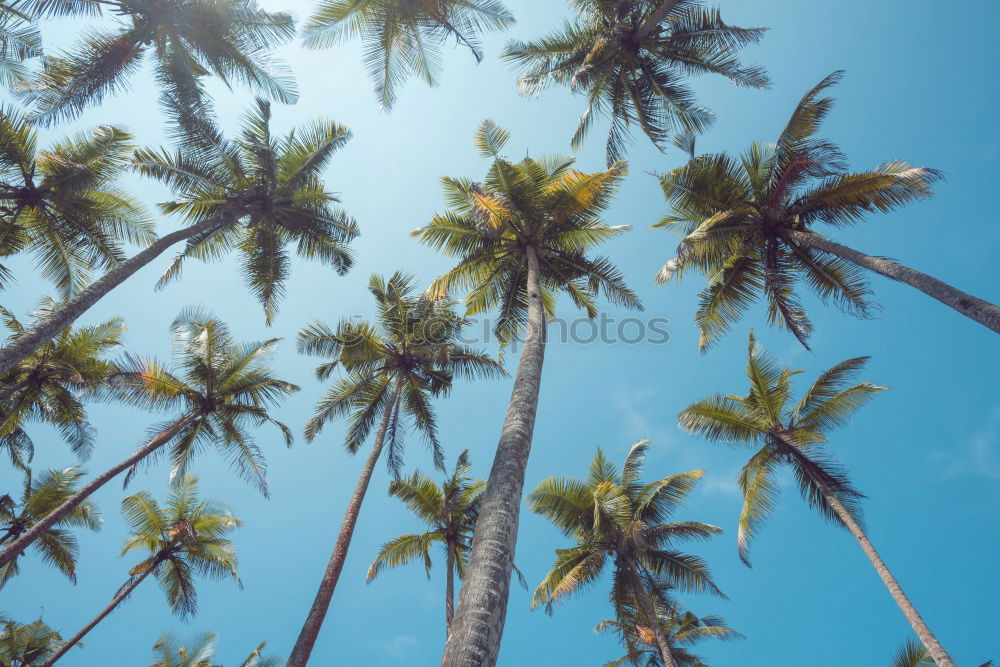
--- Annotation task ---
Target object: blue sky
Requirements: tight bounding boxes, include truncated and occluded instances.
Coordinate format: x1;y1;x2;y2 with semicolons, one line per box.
3;0;999;665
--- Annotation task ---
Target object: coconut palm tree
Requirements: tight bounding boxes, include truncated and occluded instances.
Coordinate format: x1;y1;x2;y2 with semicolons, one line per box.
0;2;42;87
0;309;296;573
149;631;283;667
286;272;504;667
530;443;724;667
0;105;154;298
42;475;242;666
0;301;124;469
367;449;484;636
502;0;768;165
678;331;953;666
413;119;640;667
18;0;296;125
0;466;101;587
655;71;1000;349
0;616;70;666
0;97;359;376
301;0;515;110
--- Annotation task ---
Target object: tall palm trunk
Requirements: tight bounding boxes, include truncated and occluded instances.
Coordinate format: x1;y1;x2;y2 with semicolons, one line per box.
0;414;194;569
445;543;455;636
0;217;222;376
441;247;547;667
625;567;676;667
785;230;1000;334
286;376;403;667
42;561;157;666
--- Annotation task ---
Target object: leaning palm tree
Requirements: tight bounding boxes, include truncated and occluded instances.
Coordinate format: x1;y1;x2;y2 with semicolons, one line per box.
367;449;484;636
286;272;504;667
302;0;514;110
0;616;71;666
0;310;296;573
655;71;1000;348
0;301;124;469
150;631;283;667
0;466;101;587
0;105;154;298
19;0;296;125
0;97;359;376
502;0;768;165
413;120;640;667
42;475;242;666
678;331;954;666
530;443;724;667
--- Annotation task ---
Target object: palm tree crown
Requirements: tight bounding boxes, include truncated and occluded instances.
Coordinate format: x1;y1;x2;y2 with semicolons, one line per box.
150;631;283;667
302;0;515;110
0;2;42;87
502;0;769;165
0;616;69;666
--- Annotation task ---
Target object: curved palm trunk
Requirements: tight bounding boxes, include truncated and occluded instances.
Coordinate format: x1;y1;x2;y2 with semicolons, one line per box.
286;377;403;667
635;0;683;39
625;568;677;667
785;230;1000;334
445;544;456;636
0;414;194;570
42;562;156;666
0;217;222;376
441;247;547;667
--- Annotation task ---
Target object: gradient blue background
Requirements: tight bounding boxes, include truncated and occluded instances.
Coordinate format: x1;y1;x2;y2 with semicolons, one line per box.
3;1;999;665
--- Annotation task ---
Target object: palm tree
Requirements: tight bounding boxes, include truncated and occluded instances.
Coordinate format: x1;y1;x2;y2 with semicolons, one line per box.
150;631;283;667
0;616;70;666
0;466;101;587
678;331;954;666
413;119;640;667
0;2;42;87
302;0;515;110
0;309;296;573
0;105;154;299
18;0;297;125
502;0;768;165
529;443;724;667
655;72;1000;349
0;301;124;469
0;97;359;376
42;475;242;666
286;272;504;667
890;640;934;667
367;449;484;636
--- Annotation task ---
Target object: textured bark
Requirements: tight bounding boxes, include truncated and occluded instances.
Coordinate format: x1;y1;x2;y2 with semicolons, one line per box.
786;230;1000;334
626;567;677;667
42;564;155;666
440;247;547;667
0;414;194;570
286;377;403;667
0;217;222;376
635;0;683;39
445;545;456;636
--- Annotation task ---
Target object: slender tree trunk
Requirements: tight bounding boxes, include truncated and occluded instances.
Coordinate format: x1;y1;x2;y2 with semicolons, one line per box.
635;0;683;39
785;230;1000;334
625;567;676;667
0;414;194;570
0;378;31;404
440;247;547;667
42;563;155;666
0;217;223;376
286;376;403;667
445;544;456;637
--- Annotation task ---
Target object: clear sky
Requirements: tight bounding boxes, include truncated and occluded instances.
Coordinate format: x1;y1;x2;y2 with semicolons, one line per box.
3;1;999;665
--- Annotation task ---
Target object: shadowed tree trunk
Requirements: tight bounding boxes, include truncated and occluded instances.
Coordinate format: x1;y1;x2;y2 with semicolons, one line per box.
785;230;1000;334
440;247;546;667
625;568;677;667
286;376;403;667
0;415;194;570
635;0;683;39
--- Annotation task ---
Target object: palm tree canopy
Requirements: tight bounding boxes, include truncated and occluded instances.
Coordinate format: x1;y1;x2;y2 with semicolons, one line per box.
150;631;284;667
890;639;934;667
120;474;242;618
302;0;515;110
678;330;887;565
0;106;155;297
654;71;942;350
0;300;125;468
0;615;70;666
114;308;299;496
19;0;297;125
298;272;505;475
529;441;724;615
132;97;360;324
413;119;642;348
0;466;102;587
502;0;769;165
0;2;43;87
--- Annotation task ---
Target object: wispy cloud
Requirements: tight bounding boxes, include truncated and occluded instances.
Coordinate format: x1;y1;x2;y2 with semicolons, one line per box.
380;634;418;661
929;407;1000;480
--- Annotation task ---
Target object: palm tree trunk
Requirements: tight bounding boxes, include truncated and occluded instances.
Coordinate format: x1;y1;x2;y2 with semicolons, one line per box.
0;414;194;570
623;567;677;667
784;230;1000;334
440;246;547;667
635;0;683;39
445;544;455;636
286;376;403;667
819;489;955;667
0;217;223;376
42;563;155;666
